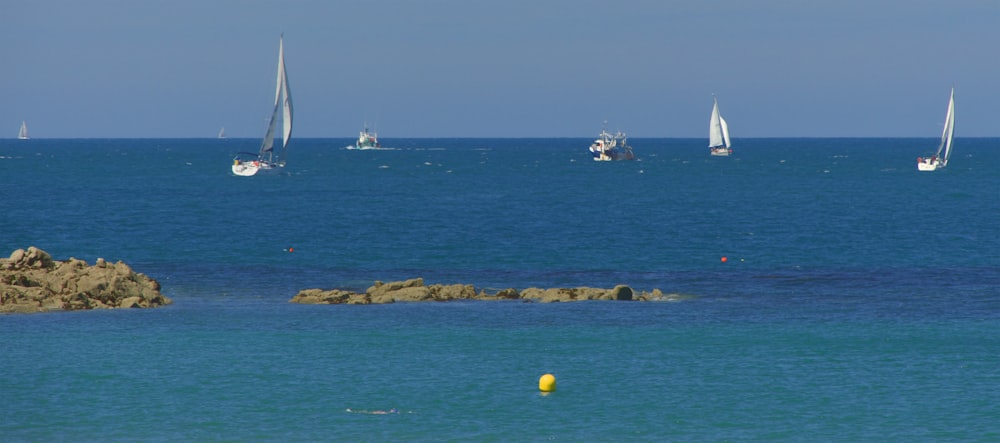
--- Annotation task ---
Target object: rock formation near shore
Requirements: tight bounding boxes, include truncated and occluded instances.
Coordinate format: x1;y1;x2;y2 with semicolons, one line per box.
1;247;171;314
290;277;682;304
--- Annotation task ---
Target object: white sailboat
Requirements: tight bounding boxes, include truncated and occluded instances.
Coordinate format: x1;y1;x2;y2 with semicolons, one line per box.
917;87;955;172
218;127;226;139
708;96;731;156
17;121;29;140
232;34;293;177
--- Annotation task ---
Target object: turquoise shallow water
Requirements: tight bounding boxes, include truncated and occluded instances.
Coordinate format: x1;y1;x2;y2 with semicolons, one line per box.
1;138;999;441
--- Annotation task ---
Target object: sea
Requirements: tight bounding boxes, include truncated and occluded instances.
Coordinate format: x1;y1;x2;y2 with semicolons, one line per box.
1;137;998;441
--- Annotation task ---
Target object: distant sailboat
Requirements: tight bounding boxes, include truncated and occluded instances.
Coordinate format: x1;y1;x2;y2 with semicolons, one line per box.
218;127;226;139
917;88;955;172
17;121;29;140
708;96;731;156
232;34;293;177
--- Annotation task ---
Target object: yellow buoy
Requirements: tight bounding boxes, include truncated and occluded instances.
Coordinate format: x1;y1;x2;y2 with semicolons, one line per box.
538;373;556;392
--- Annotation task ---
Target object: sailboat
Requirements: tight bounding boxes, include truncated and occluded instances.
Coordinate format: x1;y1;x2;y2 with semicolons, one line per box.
917;87;955;172
218;127;226;139
708;96;731;156
232;34;293;177
17;121;29;140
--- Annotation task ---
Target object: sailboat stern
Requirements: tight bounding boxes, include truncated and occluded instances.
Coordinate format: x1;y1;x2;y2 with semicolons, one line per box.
916;157;941;171
232;159;261;176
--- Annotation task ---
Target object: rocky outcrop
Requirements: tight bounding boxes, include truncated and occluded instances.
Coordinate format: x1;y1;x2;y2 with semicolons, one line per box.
291;278;484;305
290;278;684;304
1;247;171;314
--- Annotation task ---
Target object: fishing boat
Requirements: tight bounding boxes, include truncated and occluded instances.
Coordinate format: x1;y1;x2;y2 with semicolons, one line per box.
17;121;29;140
232;34;293;177
708;96;732;156
354;123;380;149
917;88;955;172
588;123;635;161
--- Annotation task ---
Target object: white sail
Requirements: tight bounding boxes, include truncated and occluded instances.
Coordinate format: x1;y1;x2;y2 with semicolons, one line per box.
708;98;723;148
218;127;226;138
720;116;731;149
18;121;28;139
938;88;955;165
278;35;293;164
257;34;292;164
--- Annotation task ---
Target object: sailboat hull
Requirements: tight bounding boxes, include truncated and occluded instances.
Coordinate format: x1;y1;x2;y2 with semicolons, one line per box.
710;147;732;156
232;162;260;176
917;159;944;171
232;161;284;176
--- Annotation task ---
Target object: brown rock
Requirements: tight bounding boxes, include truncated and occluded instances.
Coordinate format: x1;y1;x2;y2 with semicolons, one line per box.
289;279;668;305
610;285;633;301
0;247;171;314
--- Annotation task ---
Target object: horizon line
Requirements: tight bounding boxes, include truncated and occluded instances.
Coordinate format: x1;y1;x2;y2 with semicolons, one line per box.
5;136;999;140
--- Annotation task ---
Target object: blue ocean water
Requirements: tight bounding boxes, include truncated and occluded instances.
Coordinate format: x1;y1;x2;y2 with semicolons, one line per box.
1;138;998;441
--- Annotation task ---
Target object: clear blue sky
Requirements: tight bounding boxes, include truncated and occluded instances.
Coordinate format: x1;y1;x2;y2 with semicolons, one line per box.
5;0;998;138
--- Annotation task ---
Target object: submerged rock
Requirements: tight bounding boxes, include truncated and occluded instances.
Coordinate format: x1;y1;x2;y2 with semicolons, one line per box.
1;247;172;314
290;278;684;305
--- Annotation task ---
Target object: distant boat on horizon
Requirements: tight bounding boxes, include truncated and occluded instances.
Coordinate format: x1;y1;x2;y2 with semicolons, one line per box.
218;127;226;139
917;87;955;172
232;34;293;177
17;121;29;140
708;96;732;156
588;121;635;161
350;123;381;149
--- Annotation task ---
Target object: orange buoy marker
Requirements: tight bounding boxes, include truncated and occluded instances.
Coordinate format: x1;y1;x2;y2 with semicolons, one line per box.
721;256;728;263
288;247;294;252
539;374;556;392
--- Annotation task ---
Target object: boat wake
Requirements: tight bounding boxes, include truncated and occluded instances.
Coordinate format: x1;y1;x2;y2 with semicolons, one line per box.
345;145;396;151
345;408;408;415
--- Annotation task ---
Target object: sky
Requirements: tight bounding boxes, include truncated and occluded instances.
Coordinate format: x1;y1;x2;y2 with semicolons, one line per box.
4;0;998;138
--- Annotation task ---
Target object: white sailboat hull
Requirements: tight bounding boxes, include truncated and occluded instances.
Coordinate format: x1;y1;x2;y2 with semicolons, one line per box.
232;162;261;176
710;147;732;156
231;160;283;176
917;158;944;171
